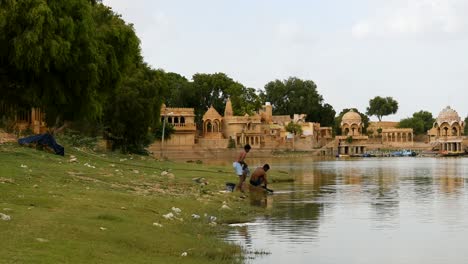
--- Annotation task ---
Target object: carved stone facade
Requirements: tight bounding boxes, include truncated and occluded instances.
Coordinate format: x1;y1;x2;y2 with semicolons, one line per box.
428;106;465;153
149;104;197;152
337;109;368;155
152;99;333;153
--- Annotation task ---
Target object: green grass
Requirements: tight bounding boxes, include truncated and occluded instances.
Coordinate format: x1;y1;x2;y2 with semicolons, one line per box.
0;143;280;263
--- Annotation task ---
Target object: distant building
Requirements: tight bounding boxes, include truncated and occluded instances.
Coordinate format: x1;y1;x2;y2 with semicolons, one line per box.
150;99;333;154
0;104;47;134
336;109;368;155
368;121;414;147
428;106;465;153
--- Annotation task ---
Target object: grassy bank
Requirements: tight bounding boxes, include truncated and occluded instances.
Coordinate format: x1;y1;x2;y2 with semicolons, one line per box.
0;143;280;263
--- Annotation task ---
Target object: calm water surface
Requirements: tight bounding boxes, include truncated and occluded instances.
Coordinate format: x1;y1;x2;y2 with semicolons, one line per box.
222;157;468;264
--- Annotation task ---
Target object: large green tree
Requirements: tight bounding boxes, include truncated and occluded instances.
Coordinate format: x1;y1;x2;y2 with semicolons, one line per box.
103;64;166;153
177;72;262;125
366;96;399;121
398;110;435;135
262;77;335;126
0;0;140;126
334;108;369;135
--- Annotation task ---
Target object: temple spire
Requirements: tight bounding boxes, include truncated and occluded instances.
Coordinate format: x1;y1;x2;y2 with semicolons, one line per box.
224;98;233;116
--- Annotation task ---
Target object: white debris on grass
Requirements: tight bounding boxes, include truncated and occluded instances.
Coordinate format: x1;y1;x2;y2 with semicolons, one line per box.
171;207;181;214
36;238;49;243
69;156;77;163
84;163;96;169
0;213;11;221
3;208;12;211
100;227;107;231
208;216;217;223
133;170;139;174
119;158;127;162
33;185;38;188
181;252;188;257
163;212;174;220
20;164;27;168
161;171;168;176
220;204;231;210
110;164;115;167
153;222;163;227
209;222;217;226
191;214;200;219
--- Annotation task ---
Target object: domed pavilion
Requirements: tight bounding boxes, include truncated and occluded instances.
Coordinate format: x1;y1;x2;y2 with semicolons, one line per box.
429;106;465;153
341;109;363;136
336;109;369;156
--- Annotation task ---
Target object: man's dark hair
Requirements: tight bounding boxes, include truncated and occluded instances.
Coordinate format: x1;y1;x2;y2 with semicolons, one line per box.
263;164;270;171
244;144;251;150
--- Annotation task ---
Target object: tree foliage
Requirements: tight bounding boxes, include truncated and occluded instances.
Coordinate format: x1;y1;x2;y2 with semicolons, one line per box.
163;72;262;126
398;110;435;135
285;122;303;135
334;108;369;135
366;96;398;121
262;77;335;126
0;0;140;125
103;64;165;153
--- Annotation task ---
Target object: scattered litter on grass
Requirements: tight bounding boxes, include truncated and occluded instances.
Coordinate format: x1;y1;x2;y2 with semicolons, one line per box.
191;214;200;219
69;156;77;162
0;213;11;221
209;222;217;226
220;204;231;210
120;158;127;162
33;185;38;188
133;170;139;174
171;207;181;214
181;252;188;257
161;171;168;176
36;238;49;243
110;164;115;167
100;227;107;231
120;207;127;210
0;178;14;184
153;222;163;227
20;164;28;168
84;163;96;169
163;212;174;220
208;215;217;223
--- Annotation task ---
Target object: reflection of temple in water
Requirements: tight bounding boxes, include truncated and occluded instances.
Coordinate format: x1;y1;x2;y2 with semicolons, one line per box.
439;163;464;194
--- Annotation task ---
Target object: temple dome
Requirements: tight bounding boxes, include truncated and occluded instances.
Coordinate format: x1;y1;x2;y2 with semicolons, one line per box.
436;106;461;125
342;109;362;125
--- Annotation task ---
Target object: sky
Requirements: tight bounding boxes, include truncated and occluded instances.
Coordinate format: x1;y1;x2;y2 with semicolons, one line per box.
103;0;468;121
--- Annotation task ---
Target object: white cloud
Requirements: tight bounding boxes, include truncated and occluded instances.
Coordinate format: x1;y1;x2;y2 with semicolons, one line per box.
352;0;468;38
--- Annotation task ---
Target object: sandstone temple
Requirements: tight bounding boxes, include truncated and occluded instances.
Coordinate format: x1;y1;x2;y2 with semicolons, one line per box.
149;99;333;156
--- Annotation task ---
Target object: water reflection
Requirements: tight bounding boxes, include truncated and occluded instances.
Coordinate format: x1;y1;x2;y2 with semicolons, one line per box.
224;157;468;264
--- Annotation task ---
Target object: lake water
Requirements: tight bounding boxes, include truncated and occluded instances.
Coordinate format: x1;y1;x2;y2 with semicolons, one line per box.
224;157;468;264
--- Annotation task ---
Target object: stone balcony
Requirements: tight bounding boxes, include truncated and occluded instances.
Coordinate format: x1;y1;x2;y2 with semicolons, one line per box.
172;123;197;131
436;136;463;142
